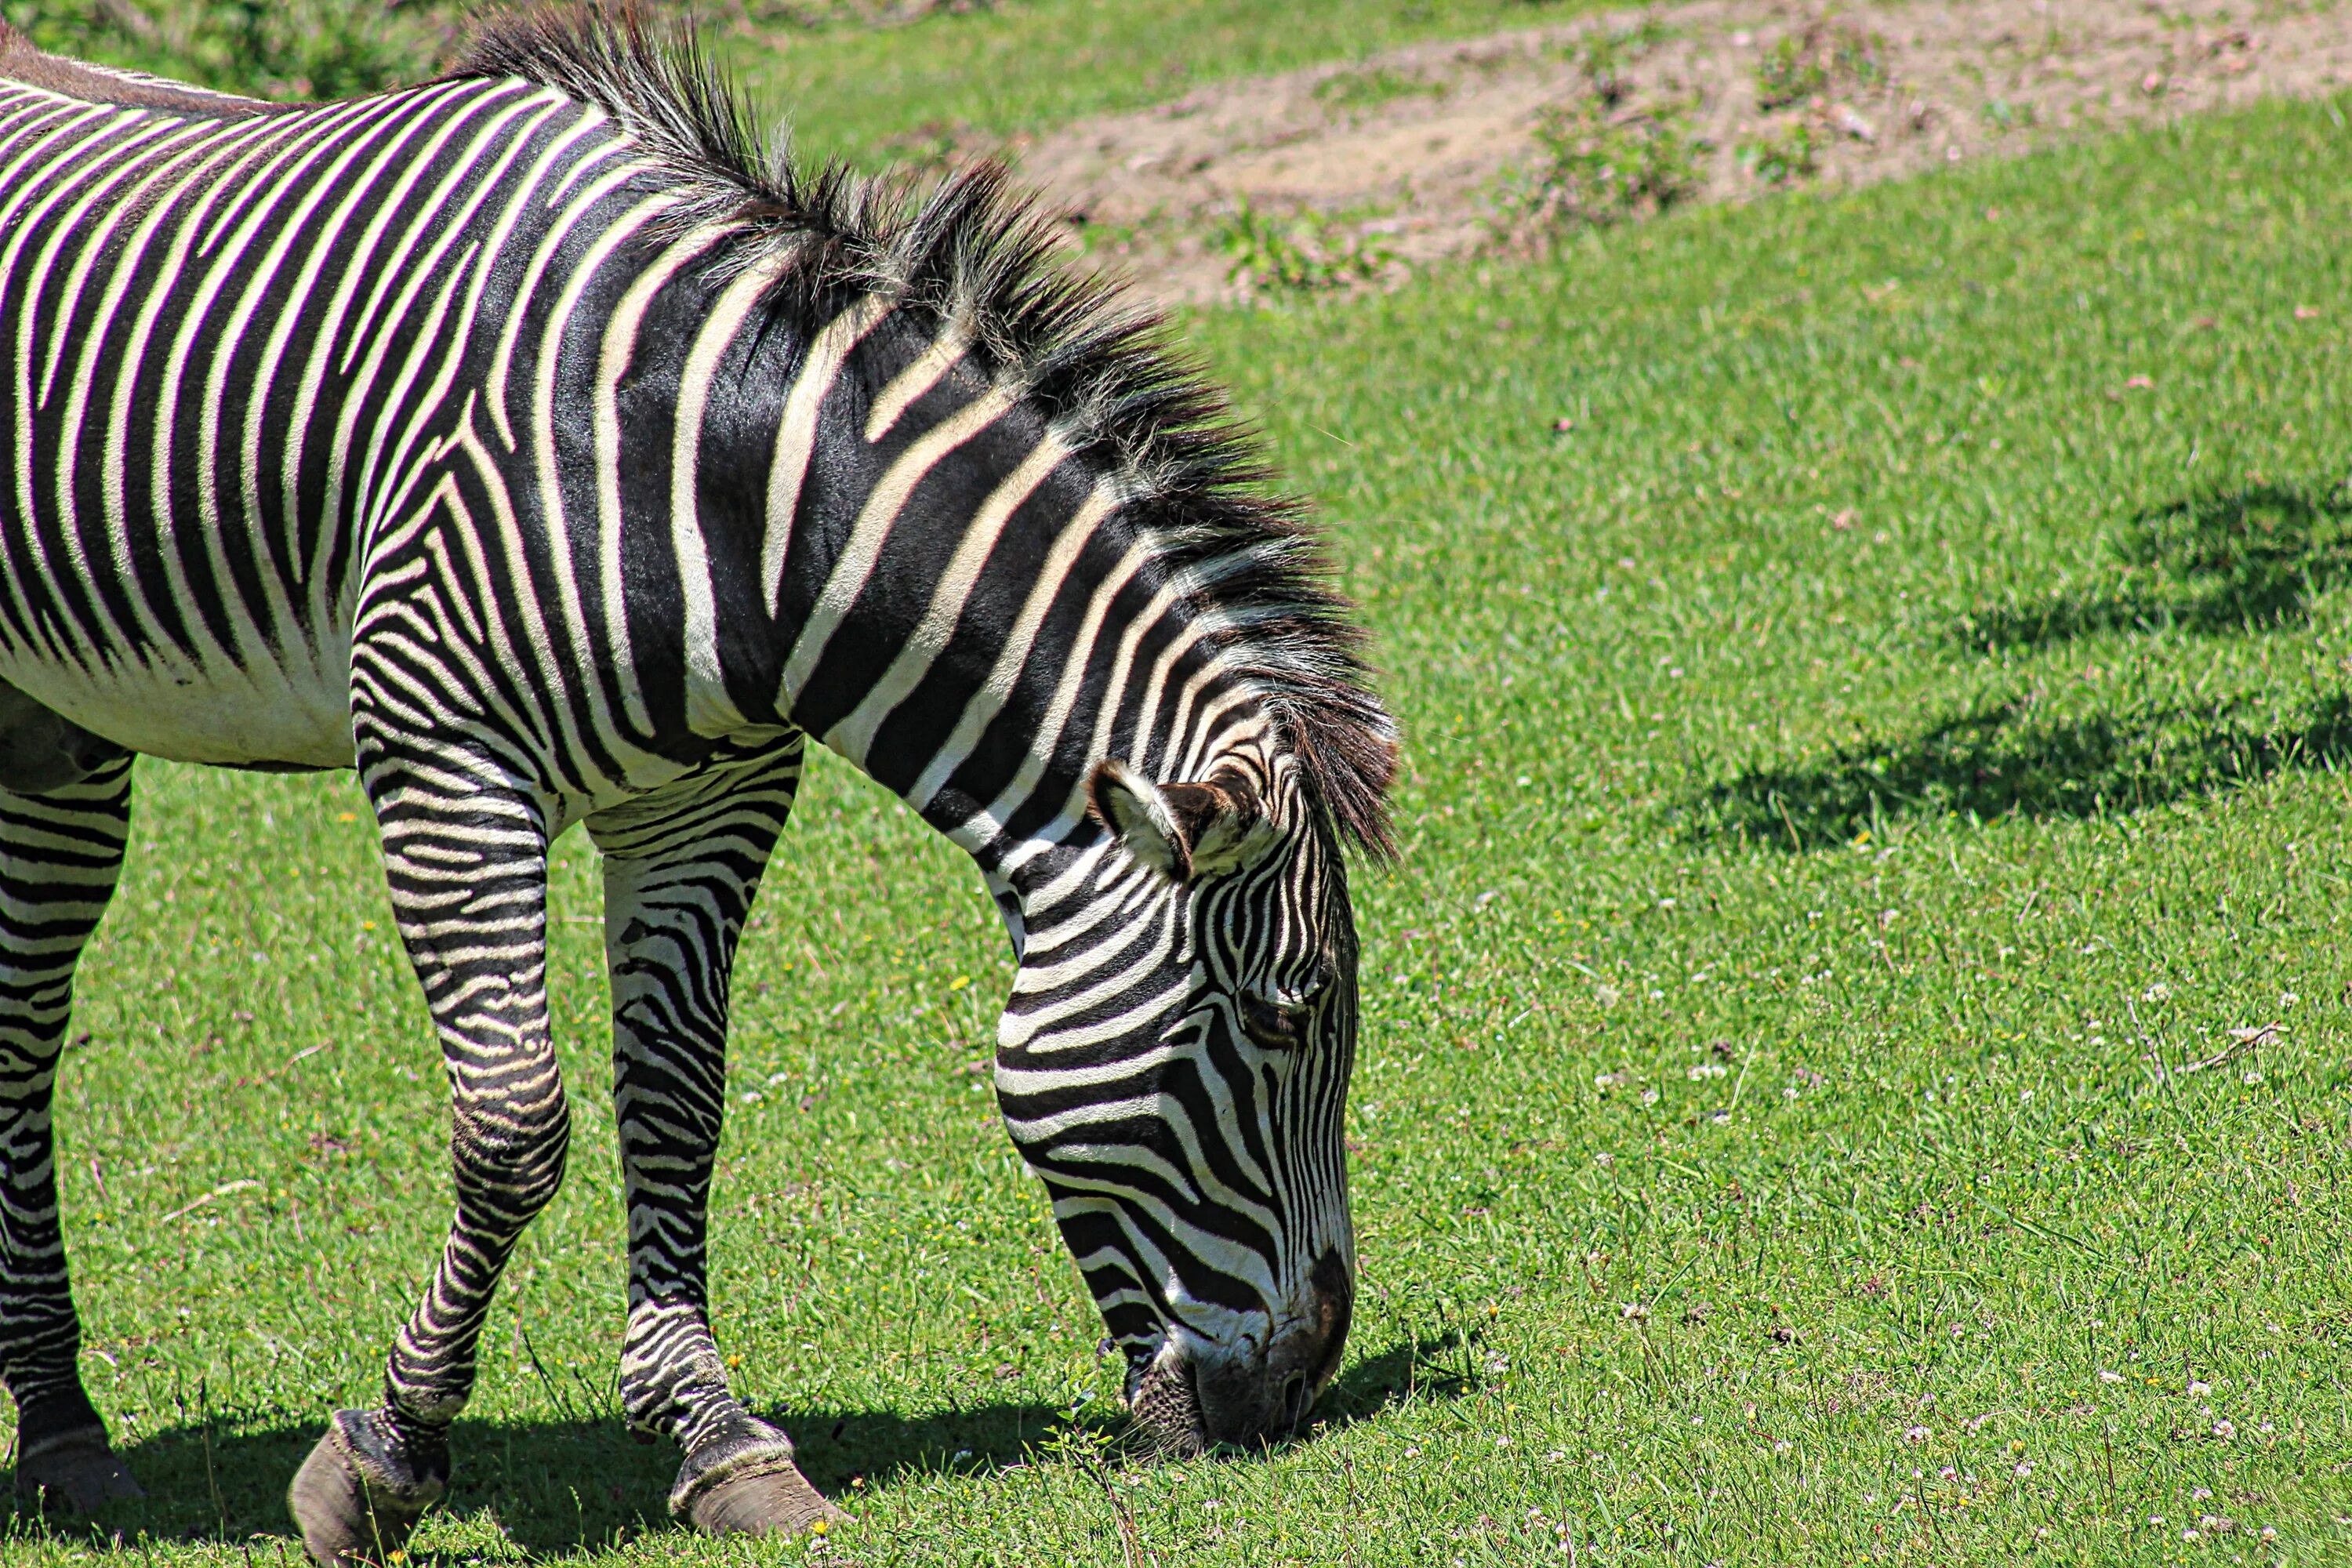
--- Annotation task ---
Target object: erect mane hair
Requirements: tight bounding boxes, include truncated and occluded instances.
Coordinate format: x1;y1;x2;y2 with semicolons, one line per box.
452;5;1398;856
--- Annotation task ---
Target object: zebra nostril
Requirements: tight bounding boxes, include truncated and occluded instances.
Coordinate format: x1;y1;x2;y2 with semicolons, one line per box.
1276;1370;1309;1428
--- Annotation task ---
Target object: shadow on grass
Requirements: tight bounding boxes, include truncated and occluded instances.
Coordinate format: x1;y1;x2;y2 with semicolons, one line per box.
2;1397;1068;1557
2;1343;1466;1551
1953;481;2352;650
1316;1330;1483;1428
1687;476;2352;851
1686;692;2352;850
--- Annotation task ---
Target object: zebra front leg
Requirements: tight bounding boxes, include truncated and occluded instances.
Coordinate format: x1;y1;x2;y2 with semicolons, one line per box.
586;742;843;1539
0;755;143;1512
289;782;569;1567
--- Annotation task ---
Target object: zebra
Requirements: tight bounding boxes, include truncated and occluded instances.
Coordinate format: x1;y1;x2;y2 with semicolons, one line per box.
0;9;1396;1560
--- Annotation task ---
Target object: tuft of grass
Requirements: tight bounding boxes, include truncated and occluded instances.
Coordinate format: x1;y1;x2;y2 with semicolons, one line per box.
1562;17;1677;104
1313;63;1448;112
1754;13;1888;111
1738;118;1821;185
1214;199;1397;295
1982;96;2042;133
1515;93;1705;230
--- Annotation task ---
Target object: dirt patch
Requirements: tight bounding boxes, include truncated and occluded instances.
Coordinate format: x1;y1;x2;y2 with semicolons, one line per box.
889;0;2352;303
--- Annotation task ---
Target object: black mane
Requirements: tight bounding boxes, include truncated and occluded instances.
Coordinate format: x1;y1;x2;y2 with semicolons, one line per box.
454;5;1397;855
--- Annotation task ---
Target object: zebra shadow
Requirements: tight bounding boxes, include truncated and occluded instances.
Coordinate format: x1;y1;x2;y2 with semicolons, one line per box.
2;1397;1069;1559
2;1347;1455;1552
1323;1332;1482;1423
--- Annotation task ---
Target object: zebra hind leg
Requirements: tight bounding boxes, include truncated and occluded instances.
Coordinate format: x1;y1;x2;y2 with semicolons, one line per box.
0;753;143;1513
587;743;844;1540
288;782;569;1566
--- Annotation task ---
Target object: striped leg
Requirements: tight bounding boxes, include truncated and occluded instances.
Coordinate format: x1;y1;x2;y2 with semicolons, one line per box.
0;755;140;1512
290;776;568;1567
586;738;841;1537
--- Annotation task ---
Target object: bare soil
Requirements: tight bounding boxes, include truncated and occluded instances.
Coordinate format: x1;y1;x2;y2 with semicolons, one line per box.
929;0;2352;303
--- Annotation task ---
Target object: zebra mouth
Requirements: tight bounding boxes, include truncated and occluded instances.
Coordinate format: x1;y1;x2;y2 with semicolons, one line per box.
1125;1339;1208;1456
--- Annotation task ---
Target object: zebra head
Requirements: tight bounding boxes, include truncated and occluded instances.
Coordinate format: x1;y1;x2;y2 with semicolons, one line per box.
994;749;1360;1453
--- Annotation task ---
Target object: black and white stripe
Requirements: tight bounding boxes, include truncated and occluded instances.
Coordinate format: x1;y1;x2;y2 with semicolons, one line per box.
0;10;1393;1541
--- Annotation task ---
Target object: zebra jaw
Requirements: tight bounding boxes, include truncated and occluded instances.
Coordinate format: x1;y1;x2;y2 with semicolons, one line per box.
1087;759;1275;883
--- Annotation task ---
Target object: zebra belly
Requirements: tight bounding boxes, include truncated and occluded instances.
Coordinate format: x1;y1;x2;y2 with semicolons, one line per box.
0;641;358;769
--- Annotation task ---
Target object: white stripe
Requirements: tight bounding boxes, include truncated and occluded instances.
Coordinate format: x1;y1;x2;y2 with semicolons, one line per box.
863;321;969;443
525;189;688;746
668;247;797;734
916;480;1120;828
826;430;1071;768
953;533;1156;857
760;296;889;615
785;382;1017;707
591;225;736;737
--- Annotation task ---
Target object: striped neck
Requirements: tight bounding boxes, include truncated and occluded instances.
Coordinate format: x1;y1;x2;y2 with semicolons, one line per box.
700;295;1279;897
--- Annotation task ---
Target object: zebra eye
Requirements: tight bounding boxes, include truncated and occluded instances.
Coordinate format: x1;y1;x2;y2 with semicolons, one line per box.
1239;990;1310;1051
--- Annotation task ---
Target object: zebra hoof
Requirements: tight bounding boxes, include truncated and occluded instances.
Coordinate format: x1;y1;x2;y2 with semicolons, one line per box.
287;1410;446;1568
682;1461;846;1538
670;1425;844;1539
12;1428;144;1512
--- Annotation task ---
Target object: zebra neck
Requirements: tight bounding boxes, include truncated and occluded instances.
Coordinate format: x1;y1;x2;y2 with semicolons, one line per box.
741;309;1270;904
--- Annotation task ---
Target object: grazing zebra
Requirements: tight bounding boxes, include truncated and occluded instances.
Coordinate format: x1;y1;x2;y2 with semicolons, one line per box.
0;9;1396;1562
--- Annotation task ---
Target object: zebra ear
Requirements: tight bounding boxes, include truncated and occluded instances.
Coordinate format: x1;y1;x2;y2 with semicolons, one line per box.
1089;761;1266;883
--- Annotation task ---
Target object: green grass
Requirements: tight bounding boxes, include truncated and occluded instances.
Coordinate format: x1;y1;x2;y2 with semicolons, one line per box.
7;87;2352;1568
11;0;1607;152
718;0;1613;163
